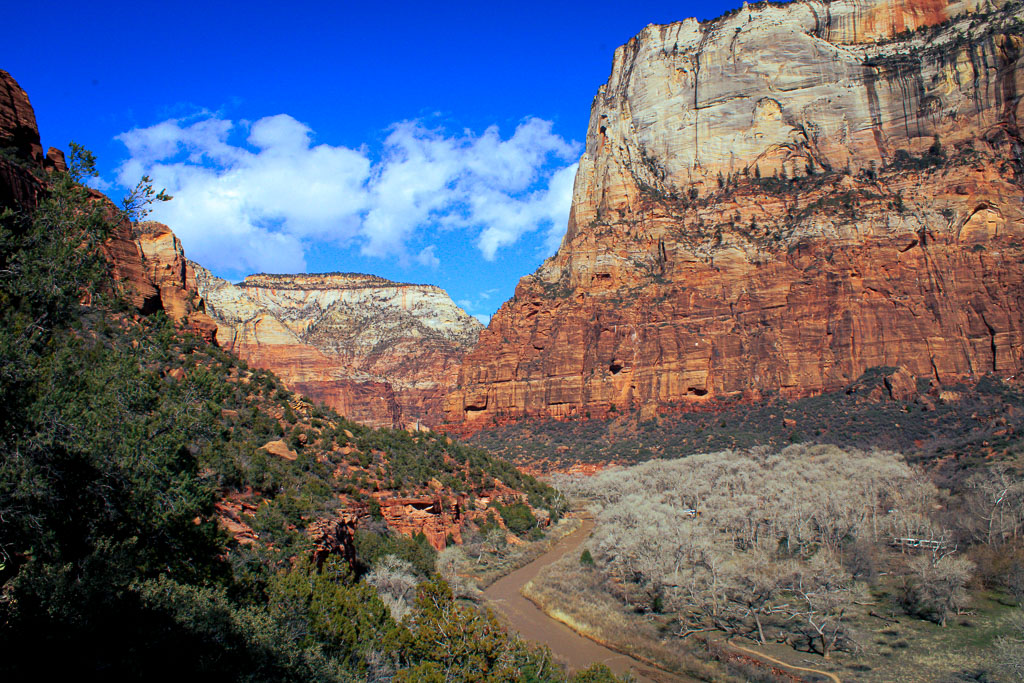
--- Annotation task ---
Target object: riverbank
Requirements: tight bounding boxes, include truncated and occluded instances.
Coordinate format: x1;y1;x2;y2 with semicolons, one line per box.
483;515;696;682
461;514;582;591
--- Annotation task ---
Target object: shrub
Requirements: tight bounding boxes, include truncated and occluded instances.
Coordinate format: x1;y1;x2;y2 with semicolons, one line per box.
495;502;537;536
354;528;436;578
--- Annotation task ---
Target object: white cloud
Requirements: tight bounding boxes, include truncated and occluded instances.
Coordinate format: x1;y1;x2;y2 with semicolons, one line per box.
541;164;579;253
474;161;578;260
115;113;580;275
415;245;440;269
86;175;112;192
248;114;311;151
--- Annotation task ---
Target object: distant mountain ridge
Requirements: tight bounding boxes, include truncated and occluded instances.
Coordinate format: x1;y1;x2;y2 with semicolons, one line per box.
238;272;438;289
194;265;482;428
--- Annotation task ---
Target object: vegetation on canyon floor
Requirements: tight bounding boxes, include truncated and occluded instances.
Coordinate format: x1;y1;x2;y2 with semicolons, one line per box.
0;157;613;681
529;444;1023;681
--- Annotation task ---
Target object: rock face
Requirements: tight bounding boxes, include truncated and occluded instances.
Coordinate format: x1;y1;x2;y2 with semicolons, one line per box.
194;270;482;428
133;221;218;341
368;486;532;551
444;0;1024;430
309;514;359;569
0;70;44;164
0;70;217;342
375;496;465;550
1;69;48;210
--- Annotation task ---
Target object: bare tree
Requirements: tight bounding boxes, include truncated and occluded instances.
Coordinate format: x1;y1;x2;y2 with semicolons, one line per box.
669;545;733;638
722;545;795;644
1007;557;1024;606
554;444;954;652
995;610;1024;681
902;554;975;626
436;546;476;599
785;553;863;659
483;526;509;558
365;555;418;621
961;466;1024;547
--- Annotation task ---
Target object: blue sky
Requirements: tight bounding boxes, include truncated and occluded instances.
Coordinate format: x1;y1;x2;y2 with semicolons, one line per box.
7;0;743;322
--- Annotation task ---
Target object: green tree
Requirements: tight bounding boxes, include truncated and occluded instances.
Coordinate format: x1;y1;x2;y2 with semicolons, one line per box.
394;576;561;682
0;152;235;678
120;174;172;222
571;664;623;682
66;140;97;183
268;556;397;673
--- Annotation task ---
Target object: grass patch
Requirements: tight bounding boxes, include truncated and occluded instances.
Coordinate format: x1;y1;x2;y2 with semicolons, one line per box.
829;578;1020;682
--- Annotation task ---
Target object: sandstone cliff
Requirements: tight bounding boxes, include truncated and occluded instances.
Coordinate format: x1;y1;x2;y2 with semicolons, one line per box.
194;270;482;428
0;70;216;341
1;70;73;209
445;0;1024;430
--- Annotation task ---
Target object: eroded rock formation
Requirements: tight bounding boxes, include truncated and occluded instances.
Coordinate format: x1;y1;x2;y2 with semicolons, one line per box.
445;0;1024;430
133;222;218;341
309;514;359;569
194;270;482;428
375;496;465;550
369;486;533;551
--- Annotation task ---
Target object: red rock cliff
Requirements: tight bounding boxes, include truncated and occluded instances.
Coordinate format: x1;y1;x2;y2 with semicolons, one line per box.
444;0;1024;431
0;69;65;209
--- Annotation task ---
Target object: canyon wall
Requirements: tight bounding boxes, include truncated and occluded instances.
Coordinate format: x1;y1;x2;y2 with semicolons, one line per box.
444;0;1024;430
194;270;482;428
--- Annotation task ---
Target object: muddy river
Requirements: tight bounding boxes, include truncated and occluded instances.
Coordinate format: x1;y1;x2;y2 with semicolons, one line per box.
483;516;691;683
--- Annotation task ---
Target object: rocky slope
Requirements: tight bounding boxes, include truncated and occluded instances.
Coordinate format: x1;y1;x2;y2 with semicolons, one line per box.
194;270;482;429
445;0;1024;430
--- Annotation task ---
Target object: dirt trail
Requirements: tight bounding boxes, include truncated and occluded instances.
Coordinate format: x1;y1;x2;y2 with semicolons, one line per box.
727;642;841;683
484;516;688;682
